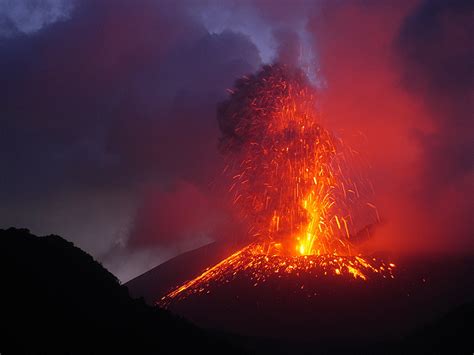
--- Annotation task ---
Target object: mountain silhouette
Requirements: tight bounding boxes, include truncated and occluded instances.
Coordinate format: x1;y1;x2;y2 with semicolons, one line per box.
0;228;241;355
2;227;471;354
126;241;241;304
127;242;474;353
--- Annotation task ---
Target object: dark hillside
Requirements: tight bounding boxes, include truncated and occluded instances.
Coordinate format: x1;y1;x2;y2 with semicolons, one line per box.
0;228;240;354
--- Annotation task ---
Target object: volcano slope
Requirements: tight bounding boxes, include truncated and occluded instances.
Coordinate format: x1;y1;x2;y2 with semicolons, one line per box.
126;242;474;352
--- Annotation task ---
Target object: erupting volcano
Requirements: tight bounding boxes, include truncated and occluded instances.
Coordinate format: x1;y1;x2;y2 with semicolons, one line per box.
158;64;396;307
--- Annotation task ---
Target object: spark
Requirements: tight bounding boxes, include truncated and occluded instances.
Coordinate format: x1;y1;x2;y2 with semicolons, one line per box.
157;243;395;306
157;64;396;307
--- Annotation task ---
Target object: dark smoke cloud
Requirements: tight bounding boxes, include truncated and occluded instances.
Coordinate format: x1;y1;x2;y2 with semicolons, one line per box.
0;0;73;37
307;0;473;253
272;29;302;67
0;0;472;280
398;0;473;187
217;64;311;151
129;181;216;248
396;0;473;248
0;0;260;281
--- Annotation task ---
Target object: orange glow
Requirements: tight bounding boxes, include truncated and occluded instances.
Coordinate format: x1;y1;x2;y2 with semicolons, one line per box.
220;64;378;255
158;65;395;307
158;243;395;306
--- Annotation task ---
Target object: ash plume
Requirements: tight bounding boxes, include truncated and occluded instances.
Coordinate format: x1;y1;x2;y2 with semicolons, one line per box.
0;0;471;282
216;63;378;254
217;64;311;152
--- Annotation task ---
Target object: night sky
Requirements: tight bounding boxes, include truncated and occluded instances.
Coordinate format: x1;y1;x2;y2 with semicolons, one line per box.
1;0;472;282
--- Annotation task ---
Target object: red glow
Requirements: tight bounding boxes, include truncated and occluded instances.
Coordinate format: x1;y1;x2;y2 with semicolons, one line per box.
219;64;379;256
158;65;396;306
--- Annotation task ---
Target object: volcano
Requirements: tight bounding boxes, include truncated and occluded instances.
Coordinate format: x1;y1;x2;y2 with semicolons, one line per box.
126;64;474;351
126;243;474;347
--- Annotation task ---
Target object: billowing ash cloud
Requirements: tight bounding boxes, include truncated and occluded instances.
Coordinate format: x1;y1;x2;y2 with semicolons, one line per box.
395;0;473;249
0;0;261;281
398;0;473;188
0;0;73;37
217;63;379;252
0;0;472;281
307;0;473;253
217;64;311;151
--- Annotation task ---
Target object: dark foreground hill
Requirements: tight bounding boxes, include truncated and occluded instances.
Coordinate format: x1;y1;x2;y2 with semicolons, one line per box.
2;227;471;354
0;228;241;355
127;242;474;354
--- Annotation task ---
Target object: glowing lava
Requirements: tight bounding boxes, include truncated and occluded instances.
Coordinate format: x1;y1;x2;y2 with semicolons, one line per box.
157;64;395;307
218;64;378;256
158;243;395;307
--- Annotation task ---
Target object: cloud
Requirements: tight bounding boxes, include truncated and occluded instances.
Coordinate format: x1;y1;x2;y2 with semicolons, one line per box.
0;0;73;37
128;181;216;248
396;0;473;248
398;0;473;186
0;0;261;280
272;29;302;67
307;0;473;253
0;0;471;281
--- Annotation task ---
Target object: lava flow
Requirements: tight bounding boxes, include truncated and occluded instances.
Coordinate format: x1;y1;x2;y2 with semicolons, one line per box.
158;64;395;307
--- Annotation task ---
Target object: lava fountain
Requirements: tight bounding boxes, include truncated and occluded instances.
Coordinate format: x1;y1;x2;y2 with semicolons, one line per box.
158;64;395;307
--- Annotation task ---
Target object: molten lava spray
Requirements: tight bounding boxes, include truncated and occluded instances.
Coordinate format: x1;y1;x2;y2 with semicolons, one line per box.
218;64;378;256
158;64;395;307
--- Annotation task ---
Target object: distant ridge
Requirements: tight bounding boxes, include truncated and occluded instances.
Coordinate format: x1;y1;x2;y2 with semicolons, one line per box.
126;241;242;304
0;228;240;354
